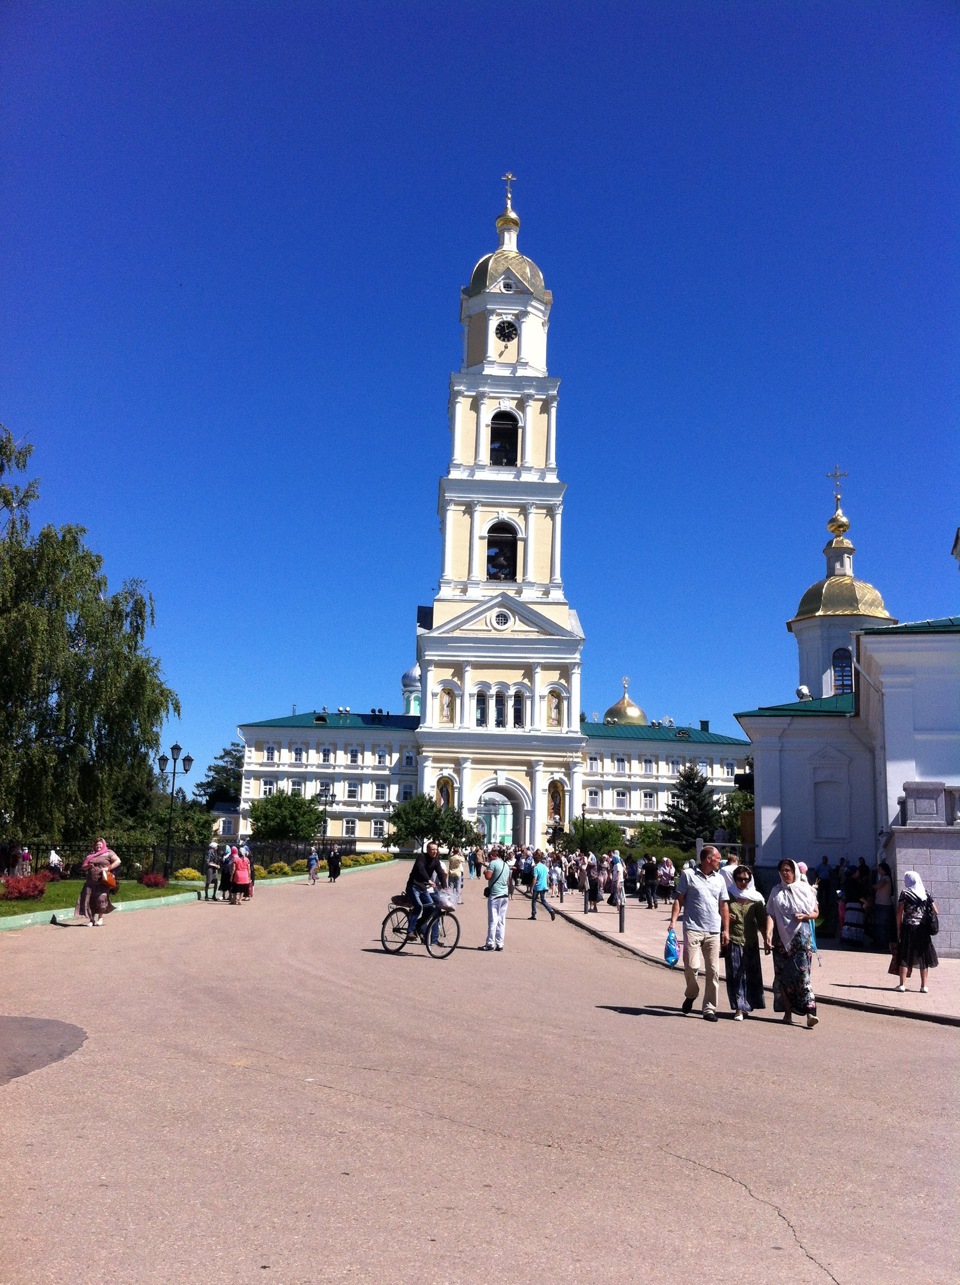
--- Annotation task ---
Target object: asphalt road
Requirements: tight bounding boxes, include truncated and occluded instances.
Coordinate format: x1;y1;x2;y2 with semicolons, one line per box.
1;866;957;1285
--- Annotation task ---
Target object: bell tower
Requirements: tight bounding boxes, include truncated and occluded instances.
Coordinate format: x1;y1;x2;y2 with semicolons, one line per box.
414;179;586;847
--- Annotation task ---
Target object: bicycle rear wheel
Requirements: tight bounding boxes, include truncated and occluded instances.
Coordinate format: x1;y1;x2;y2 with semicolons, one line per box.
425;911;460;958
381;908;410;953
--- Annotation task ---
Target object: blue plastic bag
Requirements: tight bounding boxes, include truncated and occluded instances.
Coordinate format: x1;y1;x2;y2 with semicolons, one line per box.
664;928;679;968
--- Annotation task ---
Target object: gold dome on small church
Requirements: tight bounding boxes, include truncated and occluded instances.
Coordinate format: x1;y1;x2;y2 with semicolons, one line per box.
602;678;648;725
790;490;894;626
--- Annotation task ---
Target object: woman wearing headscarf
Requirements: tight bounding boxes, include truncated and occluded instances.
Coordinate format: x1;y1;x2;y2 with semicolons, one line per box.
764;858;820;1027
725;866;766;1021
75;839;121;926
229;846;250;904
893;872;938;993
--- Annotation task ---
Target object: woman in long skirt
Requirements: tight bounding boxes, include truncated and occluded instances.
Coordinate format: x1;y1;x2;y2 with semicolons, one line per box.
725;866;766;1020
75;839;121;926
765;858;820;1028
893;871;938;993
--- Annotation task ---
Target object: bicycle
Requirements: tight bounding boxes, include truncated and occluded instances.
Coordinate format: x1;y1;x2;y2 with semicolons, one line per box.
380;895;461;959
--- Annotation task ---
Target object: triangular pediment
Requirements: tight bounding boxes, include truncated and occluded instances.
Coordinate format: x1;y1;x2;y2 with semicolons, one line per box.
491;268;532;296
426;593;579;641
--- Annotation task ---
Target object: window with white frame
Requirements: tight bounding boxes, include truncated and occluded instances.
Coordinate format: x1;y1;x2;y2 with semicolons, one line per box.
262;780;275;797
724;761;736;778
587;788;600;807
344;818;356;838
222;819;234;835
669;792;680;806
643;758;654;775
401;784;414;801
588;755;600;772
697;758;709;775
615;789;628;809
404;752;415;768
374;782;387;802
293;747;303;764
372;819;385;839
265;746;275;763
512;692;524;728
615;756;627;774
376;749;387;765
346;782;359;801
494;692;507;728
321;748;331;764
476;692;488;726
642;790;655;809
349;749;359;765
291;780;303;796
669;757;681;775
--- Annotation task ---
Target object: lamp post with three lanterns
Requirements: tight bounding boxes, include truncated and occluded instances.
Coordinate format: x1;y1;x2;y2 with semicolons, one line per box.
158;742;193;876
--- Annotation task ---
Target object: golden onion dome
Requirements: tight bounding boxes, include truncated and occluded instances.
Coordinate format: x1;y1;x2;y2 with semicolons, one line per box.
467;248;548;301
602;678;648;726
790;493;894;625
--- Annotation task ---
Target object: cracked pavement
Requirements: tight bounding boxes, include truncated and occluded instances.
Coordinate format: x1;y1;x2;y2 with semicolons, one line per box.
1;863;957;1284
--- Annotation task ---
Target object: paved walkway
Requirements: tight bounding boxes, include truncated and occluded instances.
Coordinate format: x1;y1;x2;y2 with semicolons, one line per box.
537;883;960;1026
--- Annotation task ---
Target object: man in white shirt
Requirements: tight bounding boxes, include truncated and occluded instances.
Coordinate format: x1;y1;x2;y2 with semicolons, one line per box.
668;845;730;1022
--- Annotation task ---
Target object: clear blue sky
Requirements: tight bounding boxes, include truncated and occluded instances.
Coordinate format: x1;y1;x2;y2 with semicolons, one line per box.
3;1;957;788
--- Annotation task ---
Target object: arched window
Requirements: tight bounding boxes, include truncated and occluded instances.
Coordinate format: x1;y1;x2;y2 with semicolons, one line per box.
476;692;488;727
494;692;507;728
832;647;853;694
486;522;517;581
489;411;519;467
513;692;525;728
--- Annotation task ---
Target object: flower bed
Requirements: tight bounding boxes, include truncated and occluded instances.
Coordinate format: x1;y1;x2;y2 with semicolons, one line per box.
1;874;48;901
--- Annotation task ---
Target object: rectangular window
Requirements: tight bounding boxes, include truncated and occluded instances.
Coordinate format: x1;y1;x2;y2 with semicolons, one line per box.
374;782;387;802
643;758;654;775
615;756;627;774
376;750;387;765
697;758;709;775
265;746;275;763
587;788;600;807
222;819;234;835
344;818;356;838
724;761;735;778
349;749;359;765
321;748;331;764
404;752;415;768
290;780;303;797
262;780;275;797
346;782;359;801
642;791;655;809
372;819;385;839
401;784;414;802
513;692;524;728
615;789;628;809
476;692;488;727
293;747;303;764
669;758;681;775
588;756;599;772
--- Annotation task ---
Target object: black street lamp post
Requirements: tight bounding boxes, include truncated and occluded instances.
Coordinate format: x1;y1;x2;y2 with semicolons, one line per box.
158;742;193;876
317;784;336;850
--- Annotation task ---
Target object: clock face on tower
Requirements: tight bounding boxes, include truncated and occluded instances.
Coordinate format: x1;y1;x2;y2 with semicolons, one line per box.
495;319;518;344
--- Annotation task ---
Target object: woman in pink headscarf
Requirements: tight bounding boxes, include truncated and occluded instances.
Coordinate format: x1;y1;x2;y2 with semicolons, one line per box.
75;839;121;926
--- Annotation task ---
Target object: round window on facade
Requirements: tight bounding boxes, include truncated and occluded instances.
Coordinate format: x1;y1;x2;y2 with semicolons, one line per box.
490;609;513;631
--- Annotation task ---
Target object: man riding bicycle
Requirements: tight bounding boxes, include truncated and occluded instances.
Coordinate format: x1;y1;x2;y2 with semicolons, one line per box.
406;842;449;944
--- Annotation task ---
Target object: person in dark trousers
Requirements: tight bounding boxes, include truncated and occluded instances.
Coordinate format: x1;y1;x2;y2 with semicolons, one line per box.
405;842;448;944
642;853;659;908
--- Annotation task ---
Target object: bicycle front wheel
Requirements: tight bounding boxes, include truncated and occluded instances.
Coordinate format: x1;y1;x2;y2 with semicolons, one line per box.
425;911;460;958
381;908;410;953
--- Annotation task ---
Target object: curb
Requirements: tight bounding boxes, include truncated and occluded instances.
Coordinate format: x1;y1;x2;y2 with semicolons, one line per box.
0;891;202;932
550;900;960;1029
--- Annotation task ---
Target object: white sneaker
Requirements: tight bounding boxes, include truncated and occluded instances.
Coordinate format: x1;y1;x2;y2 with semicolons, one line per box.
894;984;906;992
920;986;929;994
734;1011;744;1021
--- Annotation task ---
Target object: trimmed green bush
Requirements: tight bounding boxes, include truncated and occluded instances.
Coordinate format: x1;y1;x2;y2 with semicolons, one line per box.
253;864;267;880
291;859;309;873
266;861;292;877
174;867;203;881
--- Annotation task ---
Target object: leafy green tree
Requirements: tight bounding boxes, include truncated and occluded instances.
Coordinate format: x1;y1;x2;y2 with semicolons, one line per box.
628;821;664;850
0;427;179;840
249;790;326;841
662;766;721;851
194;742;244;808
718;788;754;844
554;816;625;856
385;793;444;851
438;806;484;852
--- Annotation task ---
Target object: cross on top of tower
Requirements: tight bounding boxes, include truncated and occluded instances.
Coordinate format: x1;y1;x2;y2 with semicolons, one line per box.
502;171;516;207
622;676;629;693
826;465;848;499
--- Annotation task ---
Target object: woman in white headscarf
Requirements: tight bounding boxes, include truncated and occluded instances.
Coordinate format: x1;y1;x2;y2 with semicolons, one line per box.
764;859;820;1027
725;866;767;1020
893;871;938;993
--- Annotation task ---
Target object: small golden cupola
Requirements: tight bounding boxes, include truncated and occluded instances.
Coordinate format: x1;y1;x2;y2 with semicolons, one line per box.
789;488;893;627
465;173;550;303
603;677;649;726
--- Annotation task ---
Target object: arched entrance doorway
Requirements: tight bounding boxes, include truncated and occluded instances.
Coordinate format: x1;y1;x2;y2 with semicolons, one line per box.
476;789;524;846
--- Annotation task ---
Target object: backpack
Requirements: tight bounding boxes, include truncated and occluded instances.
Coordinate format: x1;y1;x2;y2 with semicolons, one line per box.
926;897;939;936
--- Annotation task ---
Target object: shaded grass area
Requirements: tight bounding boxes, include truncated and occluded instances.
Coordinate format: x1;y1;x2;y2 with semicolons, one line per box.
0;880;188;918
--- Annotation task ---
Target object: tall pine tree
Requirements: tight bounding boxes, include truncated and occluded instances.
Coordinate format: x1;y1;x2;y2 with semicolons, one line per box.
662;765;720;851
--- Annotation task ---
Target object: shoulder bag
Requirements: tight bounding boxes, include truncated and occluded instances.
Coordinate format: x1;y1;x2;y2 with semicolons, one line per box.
926;897;939;936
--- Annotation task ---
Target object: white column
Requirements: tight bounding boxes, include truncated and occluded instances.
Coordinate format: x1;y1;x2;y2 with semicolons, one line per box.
485;314;496;361
476;395;487;466
570;758;583;822
459;757;472;814
531;759;545;847
521;394;534;467
569;663;582;731
424;663;435;727
550;504;563;585
418;754;432;797
459;662;472;729
517;317;527;366
546;397;557;469
451;394;463;466
523;503;536;585
441;500;454;582
468;502;481;582
532;662;543;730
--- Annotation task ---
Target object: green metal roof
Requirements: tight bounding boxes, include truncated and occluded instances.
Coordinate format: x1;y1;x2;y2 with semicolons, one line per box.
241;710;420;731
581;722;748;746
860;616;960;635
735;693;855;719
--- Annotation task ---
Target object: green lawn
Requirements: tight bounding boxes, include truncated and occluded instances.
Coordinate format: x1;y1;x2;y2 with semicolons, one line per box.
0;879;193;918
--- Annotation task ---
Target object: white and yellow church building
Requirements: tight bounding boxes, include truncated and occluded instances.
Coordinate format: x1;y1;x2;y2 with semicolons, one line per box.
237;187;750;849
